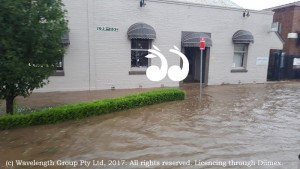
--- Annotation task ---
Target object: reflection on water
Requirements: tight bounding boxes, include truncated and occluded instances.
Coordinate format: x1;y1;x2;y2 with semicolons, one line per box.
1;83;300;169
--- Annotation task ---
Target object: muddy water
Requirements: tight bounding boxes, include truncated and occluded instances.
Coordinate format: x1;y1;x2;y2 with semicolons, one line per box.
0;83;300;169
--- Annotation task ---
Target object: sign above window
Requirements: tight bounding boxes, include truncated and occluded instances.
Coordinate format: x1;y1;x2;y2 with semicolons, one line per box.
97;26;118;32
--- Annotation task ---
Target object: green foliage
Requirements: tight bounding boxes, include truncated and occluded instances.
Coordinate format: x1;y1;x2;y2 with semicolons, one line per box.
0;0;68;113
0;89;185;130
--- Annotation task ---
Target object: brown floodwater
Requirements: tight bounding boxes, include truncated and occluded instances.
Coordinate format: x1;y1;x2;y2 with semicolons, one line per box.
0;83;300;169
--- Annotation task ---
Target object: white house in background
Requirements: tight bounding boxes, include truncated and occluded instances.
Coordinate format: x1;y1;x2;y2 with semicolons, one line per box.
38;0;283;92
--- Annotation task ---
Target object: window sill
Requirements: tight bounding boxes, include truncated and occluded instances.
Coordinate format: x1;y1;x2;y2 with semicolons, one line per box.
129;70;146;75
52;70;65;76
231;69;248;73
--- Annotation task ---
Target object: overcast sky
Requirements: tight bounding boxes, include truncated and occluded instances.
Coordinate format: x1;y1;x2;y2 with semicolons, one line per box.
230;0;298;10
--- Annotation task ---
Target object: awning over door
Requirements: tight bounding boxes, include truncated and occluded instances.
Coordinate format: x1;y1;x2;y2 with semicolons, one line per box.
232;30;254;43
127;22;156;40
182;32;212;47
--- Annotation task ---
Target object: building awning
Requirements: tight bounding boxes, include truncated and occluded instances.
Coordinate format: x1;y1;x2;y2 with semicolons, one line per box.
127;22;156;40
232;30;254;43
182;32;212;47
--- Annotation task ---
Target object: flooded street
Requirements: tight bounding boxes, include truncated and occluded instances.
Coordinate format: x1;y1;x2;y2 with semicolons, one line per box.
1;82;300;169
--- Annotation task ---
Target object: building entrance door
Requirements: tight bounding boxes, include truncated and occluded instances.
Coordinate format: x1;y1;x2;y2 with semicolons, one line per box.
183;47;208;84
267;50;285;81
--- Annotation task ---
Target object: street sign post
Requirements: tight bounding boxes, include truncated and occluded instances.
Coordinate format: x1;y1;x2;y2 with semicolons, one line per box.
199;37;205;99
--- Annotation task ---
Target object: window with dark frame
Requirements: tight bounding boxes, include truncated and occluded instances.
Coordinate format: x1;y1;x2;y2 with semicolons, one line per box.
131;39;151;68
51;55;65;76
52;31;70;76
57;31;69;71
232;44;248;69
56;57;64;71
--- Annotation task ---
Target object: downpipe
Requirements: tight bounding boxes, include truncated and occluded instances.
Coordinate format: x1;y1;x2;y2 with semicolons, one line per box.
298;154;300;169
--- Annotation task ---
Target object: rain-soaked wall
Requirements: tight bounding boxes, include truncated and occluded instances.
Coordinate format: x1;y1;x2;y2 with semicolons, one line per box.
38;0;283;92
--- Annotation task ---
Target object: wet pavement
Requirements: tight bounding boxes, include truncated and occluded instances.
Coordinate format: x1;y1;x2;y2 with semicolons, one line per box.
0;82;300;169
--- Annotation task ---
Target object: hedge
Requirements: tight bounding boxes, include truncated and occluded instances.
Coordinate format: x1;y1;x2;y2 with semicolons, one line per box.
0;88;185;130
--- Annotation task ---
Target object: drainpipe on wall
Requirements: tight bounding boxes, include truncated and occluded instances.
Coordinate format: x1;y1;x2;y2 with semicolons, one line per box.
86;0;90;91
298;154;300;169
86;0;95;91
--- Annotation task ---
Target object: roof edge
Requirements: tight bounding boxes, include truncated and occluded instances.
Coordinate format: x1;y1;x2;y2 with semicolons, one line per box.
148;0;274;15
264;1;300;11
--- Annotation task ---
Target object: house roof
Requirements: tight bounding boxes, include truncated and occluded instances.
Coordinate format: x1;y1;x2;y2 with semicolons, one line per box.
170;0;242;8
265;1;300;11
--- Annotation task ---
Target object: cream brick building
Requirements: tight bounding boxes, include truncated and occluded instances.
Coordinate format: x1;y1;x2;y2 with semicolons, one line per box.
38;0;283;92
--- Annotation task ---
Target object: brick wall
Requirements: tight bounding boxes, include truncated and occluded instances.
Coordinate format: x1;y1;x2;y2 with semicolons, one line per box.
273;6;300;55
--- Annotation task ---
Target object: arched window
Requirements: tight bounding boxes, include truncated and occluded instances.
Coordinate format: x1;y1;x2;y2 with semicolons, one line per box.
127;22;156;68
231;30;254;72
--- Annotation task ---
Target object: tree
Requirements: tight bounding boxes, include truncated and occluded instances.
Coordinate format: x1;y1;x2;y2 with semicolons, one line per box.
0;0;68;114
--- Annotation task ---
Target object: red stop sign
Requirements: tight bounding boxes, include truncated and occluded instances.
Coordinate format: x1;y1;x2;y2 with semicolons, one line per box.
200;37;205;50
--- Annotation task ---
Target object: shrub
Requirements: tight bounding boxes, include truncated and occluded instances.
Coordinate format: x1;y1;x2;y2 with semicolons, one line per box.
0;88;185;130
